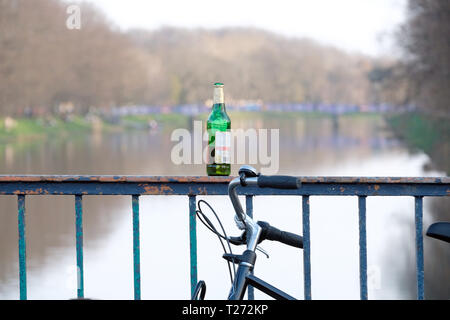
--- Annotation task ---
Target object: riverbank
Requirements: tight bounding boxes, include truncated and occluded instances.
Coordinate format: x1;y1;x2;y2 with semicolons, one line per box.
386;112;449;174
0;111;381;143
386;112;450;299
0;115;97;142
0;114;182;143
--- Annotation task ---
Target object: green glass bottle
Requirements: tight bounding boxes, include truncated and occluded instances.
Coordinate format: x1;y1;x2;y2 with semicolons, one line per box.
207;83;231;176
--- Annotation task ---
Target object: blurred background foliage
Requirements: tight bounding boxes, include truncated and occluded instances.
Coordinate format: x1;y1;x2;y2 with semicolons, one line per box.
0;0;429;114
0;1;448;115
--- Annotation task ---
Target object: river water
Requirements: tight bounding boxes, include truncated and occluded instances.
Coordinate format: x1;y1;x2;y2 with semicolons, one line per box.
0;113;445;299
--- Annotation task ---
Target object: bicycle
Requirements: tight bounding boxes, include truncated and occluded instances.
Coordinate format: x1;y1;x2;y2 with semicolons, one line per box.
192;165;304;300
427;222;450;243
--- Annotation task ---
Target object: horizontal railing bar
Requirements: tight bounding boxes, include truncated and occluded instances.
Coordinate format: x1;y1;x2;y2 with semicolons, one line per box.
1;181;448;196
0;175;447;184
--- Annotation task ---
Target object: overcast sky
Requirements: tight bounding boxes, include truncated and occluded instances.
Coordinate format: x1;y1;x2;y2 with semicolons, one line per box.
85;0;407;56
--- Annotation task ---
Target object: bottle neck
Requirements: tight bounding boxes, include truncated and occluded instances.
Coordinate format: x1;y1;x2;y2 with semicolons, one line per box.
212;87;226;112
212;102;226;112
213;87;224;104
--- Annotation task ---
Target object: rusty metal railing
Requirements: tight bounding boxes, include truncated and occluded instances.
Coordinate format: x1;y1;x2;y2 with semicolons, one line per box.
0;175;449;300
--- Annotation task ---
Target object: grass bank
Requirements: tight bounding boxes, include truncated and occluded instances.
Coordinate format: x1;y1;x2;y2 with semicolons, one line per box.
1;111;384;144
386;112;449;174
0;116;94;142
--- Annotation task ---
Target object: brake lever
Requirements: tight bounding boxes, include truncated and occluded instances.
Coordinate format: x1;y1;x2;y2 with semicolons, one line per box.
256;246;269;259
228;231;247;246
228;233;269;259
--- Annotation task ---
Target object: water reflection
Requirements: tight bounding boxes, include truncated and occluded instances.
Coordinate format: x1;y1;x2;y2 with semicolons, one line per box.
0;114;445;299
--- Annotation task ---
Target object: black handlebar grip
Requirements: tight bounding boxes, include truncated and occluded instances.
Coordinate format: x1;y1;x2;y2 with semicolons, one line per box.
257;175;300;190
258;222;303;249
279;230;304;249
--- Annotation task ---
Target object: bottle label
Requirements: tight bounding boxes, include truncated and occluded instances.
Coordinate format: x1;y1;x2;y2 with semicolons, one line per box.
214;131;231;164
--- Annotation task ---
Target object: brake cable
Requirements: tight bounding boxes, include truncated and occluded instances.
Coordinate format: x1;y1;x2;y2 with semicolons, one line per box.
196;200;236;284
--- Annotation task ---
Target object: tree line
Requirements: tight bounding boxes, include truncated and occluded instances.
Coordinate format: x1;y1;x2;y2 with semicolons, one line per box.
396;0;450;114
0;0;148;115
0;0;447;116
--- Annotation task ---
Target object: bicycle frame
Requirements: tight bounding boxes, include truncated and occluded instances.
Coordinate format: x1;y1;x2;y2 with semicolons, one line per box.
226;176;297;300
228;262;296;300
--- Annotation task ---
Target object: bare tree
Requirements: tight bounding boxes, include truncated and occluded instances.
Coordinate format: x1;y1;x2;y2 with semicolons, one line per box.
399;0;450;113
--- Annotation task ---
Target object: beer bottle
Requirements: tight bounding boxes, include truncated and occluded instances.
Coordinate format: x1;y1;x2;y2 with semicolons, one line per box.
207;83;231;176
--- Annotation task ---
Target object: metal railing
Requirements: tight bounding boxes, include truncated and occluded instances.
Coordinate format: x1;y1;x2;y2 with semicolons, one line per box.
0;175;449;300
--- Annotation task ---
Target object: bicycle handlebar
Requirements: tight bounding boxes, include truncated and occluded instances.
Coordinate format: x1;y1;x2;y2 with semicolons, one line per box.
258;221;303;249
257;175;300;190
228;168;303;252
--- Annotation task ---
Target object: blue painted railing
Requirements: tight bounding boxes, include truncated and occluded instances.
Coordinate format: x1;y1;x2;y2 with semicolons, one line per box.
0;175;449;300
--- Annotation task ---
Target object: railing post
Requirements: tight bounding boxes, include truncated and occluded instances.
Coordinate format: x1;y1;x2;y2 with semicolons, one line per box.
415;196;424;300
358;196;368;300
18;195;27;300
75;195;84;299
302;196;311;300
189;195;197;298
246;195;255;300
132;195;141;300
